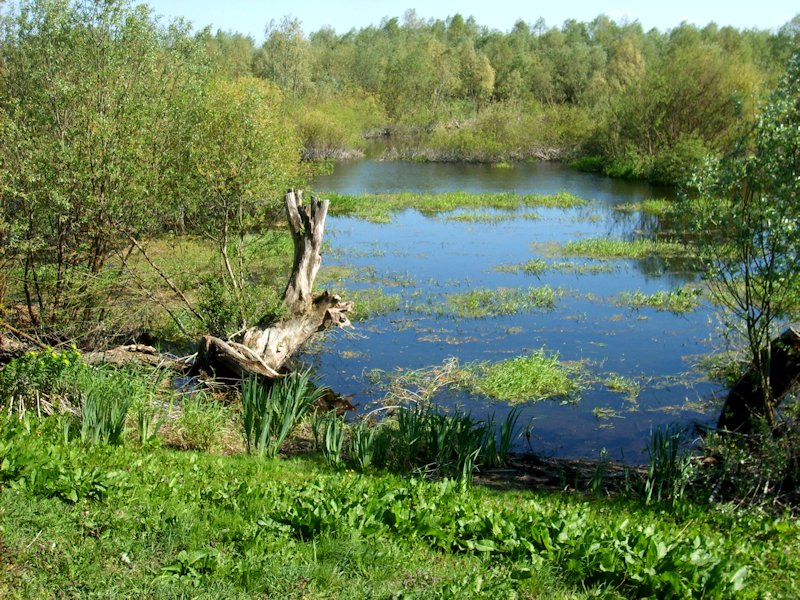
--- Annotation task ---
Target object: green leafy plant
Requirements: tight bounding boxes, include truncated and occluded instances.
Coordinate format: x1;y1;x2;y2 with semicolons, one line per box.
242;371;325;458
320;412;346;469
175;393;228;452
0;346;85;415
645;425;694;505
349;419;380;471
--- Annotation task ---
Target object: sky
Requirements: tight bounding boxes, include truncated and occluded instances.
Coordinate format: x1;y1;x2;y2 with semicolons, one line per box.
141;0;798;40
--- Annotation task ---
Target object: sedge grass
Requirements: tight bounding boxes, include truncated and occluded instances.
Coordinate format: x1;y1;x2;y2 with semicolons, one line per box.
323;191;588;223
561;237;692;259
616;287;702;314
465;350;584;404
424;286;557;319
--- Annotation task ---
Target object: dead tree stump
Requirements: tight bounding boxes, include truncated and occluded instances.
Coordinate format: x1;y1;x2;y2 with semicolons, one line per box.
717;327;800;433
197;190;353;379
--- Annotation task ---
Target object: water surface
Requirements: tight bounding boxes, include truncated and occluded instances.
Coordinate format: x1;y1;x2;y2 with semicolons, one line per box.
305;161;720;463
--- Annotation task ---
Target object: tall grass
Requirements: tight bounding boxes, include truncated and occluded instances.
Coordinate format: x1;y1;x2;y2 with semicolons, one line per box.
242;370;325;458
645;425;694;505
75;367;154;445
561;238;691;259
326;191;588;223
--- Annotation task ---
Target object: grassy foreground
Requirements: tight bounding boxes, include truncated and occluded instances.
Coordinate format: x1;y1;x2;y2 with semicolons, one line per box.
1;414;798;599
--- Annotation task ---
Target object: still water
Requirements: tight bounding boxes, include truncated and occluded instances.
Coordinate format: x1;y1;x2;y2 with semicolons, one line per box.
306;161;721;463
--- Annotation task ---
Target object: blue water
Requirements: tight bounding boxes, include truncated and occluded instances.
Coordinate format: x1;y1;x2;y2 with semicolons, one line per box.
303;161;721;463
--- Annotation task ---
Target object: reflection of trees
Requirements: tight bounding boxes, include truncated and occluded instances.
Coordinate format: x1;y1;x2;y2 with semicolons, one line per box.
601;207;701;285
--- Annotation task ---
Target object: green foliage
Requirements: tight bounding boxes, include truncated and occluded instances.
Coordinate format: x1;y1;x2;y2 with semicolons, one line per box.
197;275;240;338
0;1;305;342
319;412;346;469
612;198;675;217
699;426;800;504
349;419;382;472
4;414;796;597
562;237;691;259
0;346;84;414
685;50;800;421
175;393;229;452
241;371;325;458
616;287;702;314
439;286;557;318
645;426;695;505
77;370;134;446
466;350;584;404
325;191;587;223
294;91;386;159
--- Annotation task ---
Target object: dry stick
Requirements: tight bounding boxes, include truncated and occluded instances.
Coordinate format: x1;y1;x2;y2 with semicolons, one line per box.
0;317;48;349
127;236;204;322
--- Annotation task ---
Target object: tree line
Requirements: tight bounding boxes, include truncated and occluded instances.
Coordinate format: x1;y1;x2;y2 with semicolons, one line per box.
203;10;799;180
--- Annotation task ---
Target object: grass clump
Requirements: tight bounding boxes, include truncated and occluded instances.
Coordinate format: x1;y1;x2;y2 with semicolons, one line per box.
561;237;691;259
346;288;403;320
612;198;675;217
242;371;325;458
325;191;588;222
466;350;584;404
441;210;540;223
435;286;557;318
616;287;702;314
603;374;641;403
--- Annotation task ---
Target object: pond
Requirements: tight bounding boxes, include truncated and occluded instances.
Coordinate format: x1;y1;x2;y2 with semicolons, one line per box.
304;160;722;464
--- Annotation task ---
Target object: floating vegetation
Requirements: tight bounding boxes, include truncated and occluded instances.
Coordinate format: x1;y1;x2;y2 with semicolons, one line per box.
616;287;702;314
367;353;583;405
604;374;642;403
324;191;589;223
593;406;622;420
434;286;558;318
465;350;585;404
613;199;674;217
491;161;514;169
561;237;692;259
495;259;547;276
496;259;616;276
346;288;403;320
441;210;539;223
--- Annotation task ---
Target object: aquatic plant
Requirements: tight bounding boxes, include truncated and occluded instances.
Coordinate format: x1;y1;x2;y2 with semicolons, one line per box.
466;350;584;404
561;238;691;259
616;287;702;314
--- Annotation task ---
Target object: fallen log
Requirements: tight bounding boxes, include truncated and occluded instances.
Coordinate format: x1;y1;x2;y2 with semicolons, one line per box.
717;327;800;433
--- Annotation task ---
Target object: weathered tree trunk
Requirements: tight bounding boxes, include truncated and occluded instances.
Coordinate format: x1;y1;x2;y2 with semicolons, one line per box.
197;190;353;379
717;327;800;433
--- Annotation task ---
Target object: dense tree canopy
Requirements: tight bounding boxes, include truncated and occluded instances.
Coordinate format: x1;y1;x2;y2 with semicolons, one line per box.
202;10;799;180
0;0;304;341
